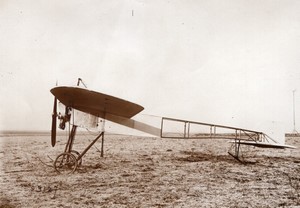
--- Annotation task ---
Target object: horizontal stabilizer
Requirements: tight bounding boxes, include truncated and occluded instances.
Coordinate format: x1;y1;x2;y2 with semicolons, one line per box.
229;140;296;149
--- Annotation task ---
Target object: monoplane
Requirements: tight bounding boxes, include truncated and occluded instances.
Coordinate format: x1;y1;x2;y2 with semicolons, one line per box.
50;78;296;173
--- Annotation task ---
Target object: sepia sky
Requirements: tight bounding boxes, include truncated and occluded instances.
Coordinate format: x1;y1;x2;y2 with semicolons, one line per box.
0;0;300;141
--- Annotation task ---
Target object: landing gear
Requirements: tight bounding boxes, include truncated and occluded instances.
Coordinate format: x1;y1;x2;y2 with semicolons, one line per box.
228;130;244;163
54;153;78;174
228;139;243;163
53;125;105;174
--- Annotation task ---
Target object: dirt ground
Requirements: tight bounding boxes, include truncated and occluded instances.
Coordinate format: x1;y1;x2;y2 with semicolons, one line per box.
0;133;300;208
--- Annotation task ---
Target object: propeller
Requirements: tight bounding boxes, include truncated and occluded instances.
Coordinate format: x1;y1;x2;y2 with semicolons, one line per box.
51;97;57;147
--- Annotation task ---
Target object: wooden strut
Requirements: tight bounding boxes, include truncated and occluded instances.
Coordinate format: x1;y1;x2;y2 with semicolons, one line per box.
64;125;77;154
77;131;104;161
63;125;105;163
228;139;242;162
228;130;243;163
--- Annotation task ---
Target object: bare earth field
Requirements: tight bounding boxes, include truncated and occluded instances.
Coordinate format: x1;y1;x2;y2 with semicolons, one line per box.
0;133;300;208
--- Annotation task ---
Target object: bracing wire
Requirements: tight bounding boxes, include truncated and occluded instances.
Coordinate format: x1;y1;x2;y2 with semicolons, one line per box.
140;113;162;119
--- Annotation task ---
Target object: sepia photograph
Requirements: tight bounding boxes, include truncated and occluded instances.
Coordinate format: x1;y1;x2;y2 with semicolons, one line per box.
1;0;300;207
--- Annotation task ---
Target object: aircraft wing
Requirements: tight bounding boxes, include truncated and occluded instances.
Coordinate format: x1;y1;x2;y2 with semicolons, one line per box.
50;86;144;119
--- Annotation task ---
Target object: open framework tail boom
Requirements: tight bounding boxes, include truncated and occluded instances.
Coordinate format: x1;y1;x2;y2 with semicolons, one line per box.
103;115;295;161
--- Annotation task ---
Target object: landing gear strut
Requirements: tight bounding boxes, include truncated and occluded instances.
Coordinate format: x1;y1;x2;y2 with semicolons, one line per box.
53;125;105;174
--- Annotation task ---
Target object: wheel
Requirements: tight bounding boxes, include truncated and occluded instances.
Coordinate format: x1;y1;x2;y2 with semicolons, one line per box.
54;153;78;174
71;150;82;166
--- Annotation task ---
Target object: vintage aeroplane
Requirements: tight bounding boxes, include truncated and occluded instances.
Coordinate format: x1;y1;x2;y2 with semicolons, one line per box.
50;78;296;173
